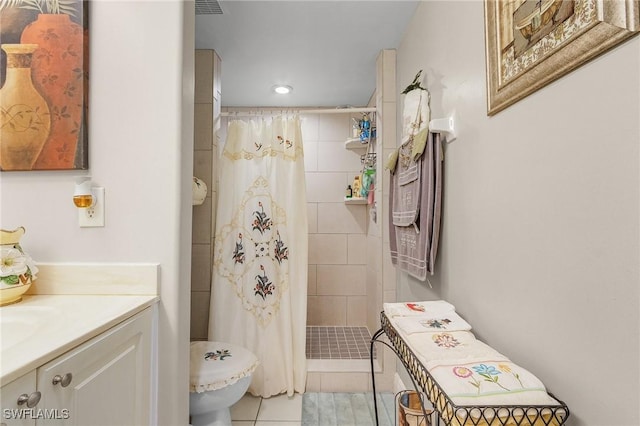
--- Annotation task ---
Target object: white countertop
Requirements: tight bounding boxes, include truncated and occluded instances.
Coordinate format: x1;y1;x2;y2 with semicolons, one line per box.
1;294;159;384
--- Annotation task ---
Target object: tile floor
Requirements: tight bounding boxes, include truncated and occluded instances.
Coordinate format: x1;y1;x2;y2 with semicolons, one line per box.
230;392;397;426
306;326;375;359
228;327;378;424
231;393;302;426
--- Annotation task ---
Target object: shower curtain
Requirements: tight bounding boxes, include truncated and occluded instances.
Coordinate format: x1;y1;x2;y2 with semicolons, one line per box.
209;116;308;397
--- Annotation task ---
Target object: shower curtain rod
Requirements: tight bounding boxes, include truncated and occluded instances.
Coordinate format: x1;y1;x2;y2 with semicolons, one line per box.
220;107;376;117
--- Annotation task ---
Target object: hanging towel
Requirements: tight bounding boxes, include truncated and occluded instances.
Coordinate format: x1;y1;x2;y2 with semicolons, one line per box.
389;131;443;279
386;87;430;173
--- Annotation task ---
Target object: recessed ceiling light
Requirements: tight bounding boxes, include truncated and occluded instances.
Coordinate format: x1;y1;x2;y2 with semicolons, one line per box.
273;85;292;95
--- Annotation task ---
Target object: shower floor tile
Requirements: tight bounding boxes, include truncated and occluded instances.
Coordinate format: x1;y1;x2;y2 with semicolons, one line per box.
305;326;375;360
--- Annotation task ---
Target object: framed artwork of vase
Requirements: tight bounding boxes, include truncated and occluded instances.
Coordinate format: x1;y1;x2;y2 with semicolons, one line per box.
484;0;639;116
0;0;89;171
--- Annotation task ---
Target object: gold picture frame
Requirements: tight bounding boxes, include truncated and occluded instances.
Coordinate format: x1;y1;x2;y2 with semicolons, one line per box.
485;0;639;116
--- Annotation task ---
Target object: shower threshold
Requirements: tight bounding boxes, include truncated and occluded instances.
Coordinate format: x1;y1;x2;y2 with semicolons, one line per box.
307;358;381;373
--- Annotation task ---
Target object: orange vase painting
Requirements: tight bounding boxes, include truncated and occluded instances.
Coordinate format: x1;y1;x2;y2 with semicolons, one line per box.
0;1;89;171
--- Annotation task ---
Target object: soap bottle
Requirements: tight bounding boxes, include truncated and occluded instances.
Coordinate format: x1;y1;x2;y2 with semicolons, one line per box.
352;175;362;198
345;185;353;198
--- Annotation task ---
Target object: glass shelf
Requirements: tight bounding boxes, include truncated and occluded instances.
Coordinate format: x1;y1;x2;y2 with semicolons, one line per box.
344;197;367;205
344;138;369;151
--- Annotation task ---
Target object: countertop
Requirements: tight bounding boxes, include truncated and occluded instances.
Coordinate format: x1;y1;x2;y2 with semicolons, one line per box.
1;294;159;385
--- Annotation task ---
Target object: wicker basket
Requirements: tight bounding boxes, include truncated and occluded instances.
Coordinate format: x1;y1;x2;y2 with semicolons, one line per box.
398;390;432;426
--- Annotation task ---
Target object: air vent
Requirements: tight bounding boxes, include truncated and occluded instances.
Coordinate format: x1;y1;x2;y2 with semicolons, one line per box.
196;0;223;14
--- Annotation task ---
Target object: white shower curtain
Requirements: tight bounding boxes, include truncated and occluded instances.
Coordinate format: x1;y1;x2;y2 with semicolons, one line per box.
209;116;308;397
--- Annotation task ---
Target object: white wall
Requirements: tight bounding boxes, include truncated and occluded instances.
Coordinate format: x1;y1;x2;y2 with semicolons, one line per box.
395;2;639;425
0;2;194;424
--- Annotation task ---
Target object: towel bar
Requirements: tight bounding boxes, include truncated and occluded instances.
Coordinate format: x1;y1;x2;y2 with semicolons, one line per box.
429;114;456;142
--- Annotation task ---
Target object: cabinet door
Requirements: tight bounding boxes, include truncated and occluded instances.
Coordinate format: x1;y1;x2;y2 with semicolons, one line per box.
36;308;153;426
1;371;37;426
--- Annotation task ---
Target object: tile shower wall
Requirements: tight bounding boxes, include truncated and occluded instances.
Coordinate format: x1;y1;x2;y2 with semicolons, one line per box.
191;50;221;341
305;113;370;327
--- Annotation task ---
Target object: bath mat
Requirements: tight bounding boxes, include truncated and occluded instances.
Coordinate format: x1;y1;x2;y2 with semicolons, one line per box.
302;392;395;426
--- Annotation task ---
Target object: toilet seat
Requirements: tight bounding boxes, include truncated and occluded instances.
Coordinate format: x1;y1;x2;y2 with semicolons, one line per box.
190;341;258;393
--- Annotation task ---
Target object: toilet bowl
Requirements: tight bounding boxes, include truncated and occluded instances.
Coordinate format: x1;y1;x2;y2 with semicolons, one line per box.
189;341;258;426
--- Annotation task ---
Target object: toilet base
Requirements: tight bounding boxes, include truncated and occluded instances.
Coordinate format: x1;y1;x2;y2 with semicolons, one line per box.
189;341;256;426
190;407;231;426
189;375;252;426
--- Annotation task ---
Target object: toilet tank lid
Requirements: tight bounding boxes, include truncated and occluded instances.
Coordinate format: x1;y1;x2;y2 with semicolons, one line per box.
190;341;259;393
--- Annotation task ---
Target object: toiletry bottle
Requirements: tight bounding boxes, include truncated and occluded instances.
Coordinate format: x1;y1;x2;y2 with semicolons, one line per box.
351;118;360;139
360;114;370;142
346;185;353;198
352;175;362;198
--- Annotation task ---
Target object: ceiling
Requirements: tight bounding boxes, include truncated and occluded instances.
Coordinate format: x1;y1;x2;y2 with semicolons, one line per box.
195;1;419;108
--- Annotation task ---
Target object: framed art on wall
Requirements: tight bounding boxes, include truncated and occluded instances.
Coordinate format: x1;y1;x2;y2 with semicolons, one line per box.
0;0;89;171
484;0;639;115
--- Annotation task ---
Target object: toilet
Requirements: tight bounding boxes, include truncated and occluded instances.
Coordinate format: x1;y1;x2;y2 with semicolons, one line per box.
189;341;258;426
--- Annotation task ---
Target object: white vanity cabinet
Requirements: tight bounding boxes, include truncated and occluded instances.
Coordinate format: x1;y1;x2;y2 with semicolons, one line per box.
1;371;39;426
1;306;154;426
36;307;153;425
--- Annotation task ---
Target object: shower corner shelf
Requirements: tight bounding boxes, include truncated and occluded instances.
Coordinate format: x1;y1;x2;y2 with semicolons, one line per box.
344;197;368;205
344;138;369;151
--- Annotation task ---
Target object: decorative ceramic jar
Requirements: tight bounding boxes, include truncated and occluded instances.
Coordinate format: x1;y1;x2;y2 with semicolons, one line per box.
0;227;38;306
0;44;51;171
20;13;86;169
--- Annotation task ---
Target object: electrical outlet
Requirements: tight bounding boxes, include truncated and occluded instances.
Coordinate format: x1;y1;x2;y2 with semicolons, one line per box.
79;187;105;227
